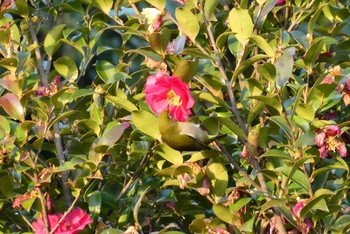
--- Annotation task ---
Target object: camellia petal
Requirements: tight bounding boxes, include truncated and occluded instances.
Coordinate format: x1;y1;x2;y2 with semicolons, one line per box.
144;71;194;121
314;132;326;147
338;142;347;157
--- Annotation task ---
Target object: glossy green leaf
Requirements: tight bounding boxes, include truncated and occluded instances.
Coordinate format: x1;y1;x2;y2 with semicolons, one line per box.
304;39;324;69
250;95;283;114
154;144;183;165
100;229;125;234
14;0;29;17
213;204;236;224
175;8;199;41
257;63;276;82
70;89;95;100
204;0;219;20
53;56;78;82
276;166;309;191
132;110;161;140
94;124;128;152
269;116;293;139
295;103;315;122
206;159;228;200
88;191;102;216
0;175;13;196
218;117;247;139
300;189;333;218
233;55;268;79
260;149;293;161
106;95;138;112
93;0;113;15
146;0;166;10
0;93;24;121
228;8;253;44
247;101;266;125
44;24;66;58
275;51;294;88
173;59;199;83
249;35;275;57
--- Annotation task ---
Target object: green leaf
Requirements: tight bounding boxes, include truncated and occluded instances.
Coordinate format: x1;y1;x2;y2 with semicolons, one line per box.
44;24;66;58
276;166;309;191
132;110;161;140
0;116;11;137
269;116;292;139
260;149;293;161
175;8;200;41
14;0;29;17
88;191;102;217
93;0;113;15
70;89;95;100
94;124;128;152
228;8;253;44
295;103;315;122
304;39;324;69
154;144;183;165
206;159;228;200
249;35;275;57
233;54;268;79
247;101;265;125
257;63;276;81
0;175;14;197
146;0;166;10
96;60;117;83
48;110;77;130
213;204;236;224
53;56;78;82
229;197;252;213
106;95;138;112
250;95;283;114
275;51;294;88
300;189;333;218
173;59;199;83
308;4;327;41
218;117;247;139
204;0;219;20
0;93;24;121
0;58;18;72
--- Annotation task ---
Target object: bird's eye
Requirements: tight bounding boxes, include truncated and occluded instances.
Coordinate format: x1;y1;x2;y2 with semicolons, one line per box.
168;113;172;119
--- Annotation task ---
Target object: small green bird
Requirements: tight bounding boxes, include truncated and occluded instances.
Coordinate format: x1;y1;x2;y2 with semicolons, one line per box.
158;110;224;151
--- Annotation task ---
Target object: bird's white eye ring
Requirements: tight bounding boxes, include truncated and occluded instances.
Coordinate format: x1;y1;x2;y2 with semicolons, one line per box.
168;112;172;119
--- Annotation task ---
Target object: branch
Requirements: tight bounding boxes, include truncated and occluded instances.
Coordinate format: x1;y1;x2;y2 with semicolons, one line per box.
198;5;248;135
27;16;73;205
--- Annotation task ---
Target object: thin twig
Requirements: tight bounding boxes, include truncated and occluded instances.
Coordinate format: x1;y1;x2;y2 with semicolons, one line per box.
116;153;151;201
49;192;80;234
198;4;248;134
27;17;73;205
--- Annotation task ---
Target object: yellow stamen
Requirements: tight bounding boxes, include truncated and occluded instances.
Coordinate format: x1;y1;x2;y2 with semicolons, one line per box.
326;136;338;152
167;90;182;106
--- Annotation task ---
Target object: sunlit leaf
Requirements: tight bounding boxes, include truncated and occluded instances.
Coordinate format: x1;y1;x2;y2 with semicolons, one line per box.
0;93;24;121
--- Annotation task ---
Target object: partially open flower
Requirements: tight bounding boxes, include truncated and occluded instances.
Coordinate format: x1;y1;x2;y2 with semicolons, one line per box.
144;71;194;122
314;125;347;158
141;8;162;33
293;200;313;234
32;208;93;234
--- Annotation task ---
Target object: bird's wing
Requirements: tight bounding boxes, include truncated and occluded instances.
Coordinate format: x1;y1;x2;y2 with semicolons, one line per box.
178;122;207;143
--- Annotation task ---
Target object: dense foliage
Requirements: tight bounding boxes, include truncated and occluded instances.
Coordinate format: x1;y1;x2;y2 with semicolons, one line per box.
0;0;350;233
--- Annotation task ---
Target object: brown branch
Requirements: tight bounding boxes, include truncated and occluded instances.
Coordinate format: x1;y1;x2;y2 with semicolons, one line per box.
198;5;248;135
27;17;73;205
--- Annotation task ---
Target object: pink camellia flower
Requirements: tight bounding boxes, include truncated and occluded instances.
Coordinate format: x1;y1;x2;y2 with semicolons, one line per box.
144;71;194;122
32;208;93;234
293;200;313;234
314;125;347;158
